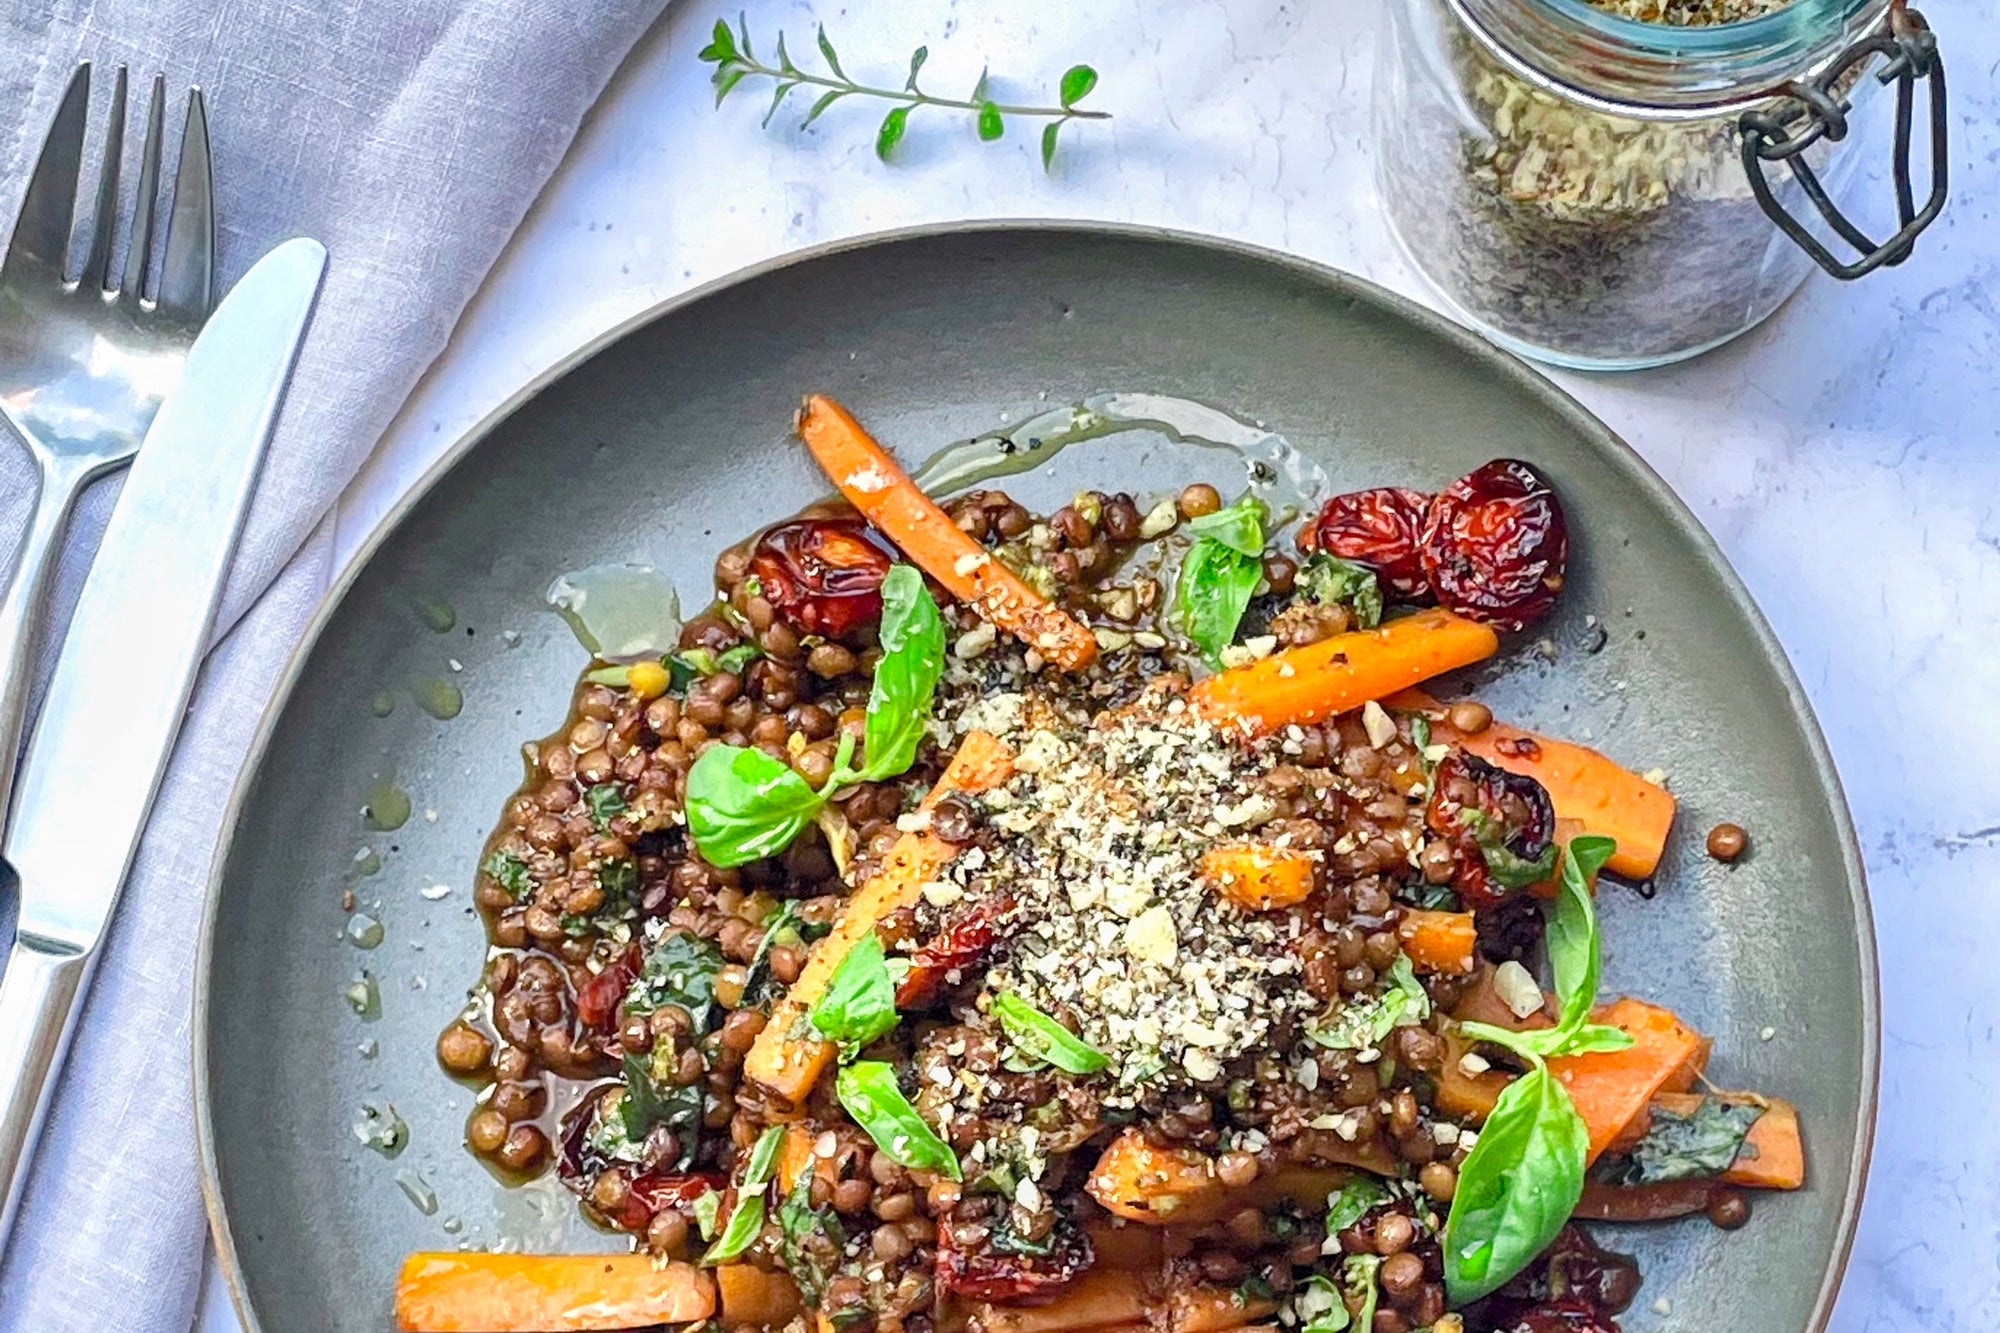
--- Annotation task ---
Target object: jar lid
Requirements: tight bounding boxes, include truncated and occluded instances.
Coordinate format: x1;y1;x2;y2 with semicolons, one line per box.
1448;0;1891;116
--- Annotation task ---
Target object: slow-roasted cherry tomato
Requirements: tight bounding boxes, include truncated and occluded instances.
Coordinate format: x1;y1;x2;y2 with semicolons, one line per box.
935;1212;1094;1300
1426;750;1557;909
1301;486;1434;600
895;895;1012;1009
617;1169;728;1232
748;516;896;637
1502;1302;1624;1333
1419;459;1569;631
574;945;641;1031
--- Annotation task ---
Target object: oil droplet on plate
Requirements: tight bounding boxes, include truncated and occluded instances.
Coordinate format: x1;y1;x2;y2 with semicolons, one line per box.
363;778;411;831
546;564;681;663
353;846;383;876
416;598;457;633
369;691;396;718
414;678;463;720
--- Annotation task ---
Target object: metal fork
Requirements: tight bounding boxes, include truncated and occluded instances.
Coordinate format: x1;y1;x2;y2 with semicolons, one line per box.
0;63;215;806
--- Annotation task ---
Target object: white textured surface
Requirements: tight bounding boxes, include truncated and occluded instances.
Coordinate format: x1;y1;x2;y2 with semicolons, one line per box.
201;1;2000;1329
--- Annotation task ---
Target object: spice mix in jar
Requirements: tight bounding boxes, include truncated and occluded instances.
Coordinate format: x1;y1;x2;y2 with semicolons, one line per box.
1374;0;1948;369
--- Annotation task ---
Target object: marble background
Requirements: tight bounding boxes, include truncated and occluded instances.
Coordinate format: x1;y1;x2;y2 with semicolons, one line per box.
199;0;2000;1327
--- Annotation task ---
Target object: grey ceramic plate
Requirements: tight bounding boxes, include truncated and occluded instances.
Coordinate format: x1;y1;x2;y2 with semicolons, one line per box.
196;224;1875;1333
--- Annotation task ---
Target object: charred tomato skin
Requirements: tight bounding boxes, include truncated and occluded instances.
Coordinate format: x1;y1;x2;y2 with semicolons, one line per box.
574;945;642;1031
1419;459;1569;631
1301;486;1435;600
748;516;897;637
1426;750;1558;909
895;895;1012;1009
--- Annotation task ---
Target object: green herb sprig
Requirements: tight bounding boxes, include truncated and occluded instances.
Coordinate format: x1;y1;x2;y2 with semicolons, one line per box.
699;16;1108;169
993;991;1110;1075
1443;834;1629;1304
686;564;944;867
1175;496;1268;666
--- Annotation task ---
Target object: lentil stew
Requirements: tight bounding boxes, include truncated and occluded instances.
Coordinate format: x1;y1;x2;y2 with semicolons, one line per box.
397;397;1804;1333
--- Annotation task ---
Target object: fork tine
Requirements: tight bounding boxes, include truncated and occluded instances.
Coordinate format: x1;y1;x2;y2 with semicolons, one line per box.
155;88;213;318
6;63;91;275
78;65;128;292
124;75;166;298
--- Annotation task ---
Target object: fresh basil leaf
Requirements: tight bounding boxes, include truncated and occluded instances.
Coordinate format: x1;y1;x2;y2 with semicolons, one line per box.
686;744;829;868
1340;1254;1383;1332
691;1187;723;1240
701;1191;767;1263
742;1124;787;1190
1296;552;1384;629
861;565;946;782
1552;1022;1636;1055
1443;1062;1588;1304
1185;496;1267;556
1177;540;1263;667
1595;1097;1764;1186
618;1052;706;1169
993;992;1109;1075
1308;954;1430;1050
1324;1176;1390;1234
809;930;899;1052
717;643;762;674
481;851;533;901
837;1060;961;1179
625;931;725;1029
1295;1274;1350;1333
1545;834;1617;1036
1479;837;1559;890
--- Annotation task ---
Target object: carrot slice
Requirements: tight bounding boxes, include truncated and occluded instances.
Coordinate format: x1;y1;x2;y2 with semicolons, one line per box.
1085;1129;1368;1225
1188;610;1498;737
393;1253;714;1332
1199;843;1316;910
716;1265;804;1325
1397;909;1477;975
797;394;1098;671
744;730;1015;1106
1578;1094;1805;1219
1392;689;1676;881
975;1269;1153;1333
1169;1286;1280;1333
1549;997;1707;1163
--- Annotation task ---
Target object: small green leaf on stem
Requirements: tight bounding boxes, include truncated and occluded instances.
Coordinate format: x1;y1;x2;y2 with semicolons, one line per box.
735;11;754;61
906;46;929;90
713;67;749;107
764;81;798;128
877;105;910;161
977;101;1004;141
699;19;738;63
1060;65;1099;108
818;25;846;79
803;89;847;127
1042;121;1062;171
775;31;797;75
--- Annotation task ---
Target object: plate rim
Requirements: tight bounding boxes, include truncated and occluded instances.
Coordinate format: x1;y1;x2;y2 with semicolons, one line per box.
192;217;1878;1333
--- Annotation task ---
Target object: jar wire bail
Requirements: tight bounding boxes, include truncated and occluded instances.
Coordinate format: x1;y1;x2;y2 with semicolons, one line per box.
1738;0;1948;281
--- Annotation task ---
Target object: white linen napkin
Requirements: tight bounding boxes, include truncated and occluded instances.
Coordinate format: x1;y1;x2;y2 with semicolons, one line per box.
0;2;669;1328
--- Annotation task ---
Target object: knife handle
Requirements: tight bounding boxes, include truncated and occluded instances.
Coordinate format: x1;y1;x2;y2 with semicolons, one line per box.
0;934;89;1250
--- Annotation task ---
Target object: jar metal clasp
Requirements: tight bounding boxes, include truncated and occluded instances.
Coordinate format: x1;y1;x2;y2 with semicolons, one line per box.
1738;0;1947;281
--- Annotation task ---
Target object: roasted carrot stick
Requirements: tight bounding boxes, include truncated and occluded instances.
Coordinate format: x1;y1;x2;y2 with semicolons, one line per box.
975;1269;1153;1333
1549;997;1707;1164
393;1253;714;1332
1397;908;1477;975
1190;611;1499;737
717;1265;805;1325
1392;689;1676;881
1199;843;1317;910
1576;1097;1805;1220
1085;1128;1367;1225
744;730;1015;1105
797;394;1098;671
1169;1285;1280;1333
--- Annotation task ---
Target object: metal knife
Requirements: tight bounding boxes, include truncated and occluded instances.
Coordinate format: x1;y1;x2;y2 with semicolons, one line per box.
0;237;326;1246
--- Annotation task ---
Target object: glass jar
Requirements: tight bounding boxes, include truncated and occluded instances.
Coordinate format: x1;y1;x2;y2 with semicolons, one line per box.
1374;0;1948;370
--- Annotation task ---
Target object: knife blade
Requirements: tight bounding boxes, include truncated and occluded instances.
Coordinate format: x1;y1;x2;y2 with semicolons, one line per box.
0;237;326;1244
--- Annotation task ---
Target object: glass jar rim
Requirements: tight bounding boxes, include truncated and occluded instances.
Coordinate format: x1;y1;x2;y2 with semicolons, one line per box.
1448;0;1892;115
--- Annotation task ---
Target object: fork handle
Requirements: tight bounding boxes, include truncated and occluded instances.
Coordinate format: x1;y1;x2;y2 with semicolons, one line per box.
0;460;88;820
0;932;89;1248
